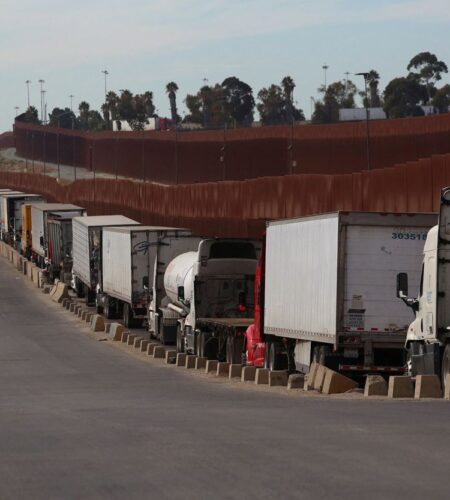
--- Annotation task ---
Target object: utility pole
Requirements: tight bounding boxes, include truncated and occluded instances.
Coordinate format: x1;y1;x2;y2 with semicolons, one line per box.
355;72;372;171
38;79;45;122
25;80;31;108
322;64;329;90
101;69;109;99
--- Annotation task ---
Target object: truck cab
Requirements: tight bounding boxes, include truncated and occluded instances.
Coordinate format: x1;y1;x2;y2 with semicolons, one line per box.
398;187;450;389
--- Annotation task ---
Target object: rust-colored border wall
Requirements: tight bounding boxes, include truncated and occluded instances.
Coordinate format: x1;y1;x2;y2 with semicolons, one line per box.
13;113;450;184
1;153;450;238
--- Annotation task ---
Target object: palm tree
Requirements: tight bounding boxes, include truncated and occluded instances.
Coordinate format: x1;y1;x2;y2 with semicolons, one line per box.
78;101;90;130
366;70;381;107
281;76;296;122
166;82;179;126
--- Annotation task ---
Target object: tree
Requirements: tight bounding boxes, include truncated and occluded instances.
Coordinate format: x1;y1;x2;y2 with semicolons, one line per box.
257;78;304;125
21;106;40;125
383;77;427;118
184;84;226;128
78;101;90;130
432;84;450;113
312;79;358;124
184;94;203;124
366;70;382;107
86;110;105;131
166;82;179;127
407;51;448;102
222;76;255;126
48;107;76;129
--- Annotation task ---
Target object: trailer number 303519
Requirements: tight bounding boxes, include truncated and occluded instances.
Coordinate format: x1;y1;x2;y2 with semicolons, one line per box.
391;232;427;240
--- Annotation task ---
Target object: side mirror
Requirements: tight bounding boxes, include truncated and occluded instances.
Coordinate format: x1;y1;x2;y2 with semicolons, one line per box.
178;286;185;301
396;272;408;298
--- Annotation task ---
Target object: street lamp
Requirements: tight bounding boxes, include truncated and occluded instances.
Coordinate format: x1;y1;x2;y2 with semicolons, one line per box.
322;64;329;89
14;106;19;117
101;69;109;99
38;79;45;122
25;80;31;108
69;94;74;112
355;72;371;171
42;90;47;124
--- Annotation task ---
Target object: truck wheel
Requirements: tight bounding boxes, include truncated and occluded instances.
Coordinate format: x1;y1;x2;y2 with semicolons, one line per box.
123;303;134;328
441;345;450;390
268;342;287;371
104;299;115;320
159;320;169;345
176;325;185;353
226;336;244;364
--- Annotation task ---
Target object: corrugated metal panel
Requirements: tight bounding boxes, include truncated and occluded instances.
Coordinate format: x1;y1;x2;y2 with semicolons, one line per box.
102;229;133;302
264;214;339;342
72;218;91;285
72;215;139;228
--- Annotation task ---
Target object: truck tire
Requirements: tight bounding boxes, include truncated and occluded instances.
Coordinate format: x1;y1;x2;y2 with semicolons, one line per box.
441;344;450;390
104;298;115;320
176;325;185;353
123;303;135;329
226;336;244;364
198;332;218;360
268;342;287;371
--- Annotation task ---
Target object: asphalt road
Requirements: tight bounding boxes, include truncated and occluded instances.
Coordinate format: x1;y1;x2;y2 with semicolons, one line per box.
1;258;450;500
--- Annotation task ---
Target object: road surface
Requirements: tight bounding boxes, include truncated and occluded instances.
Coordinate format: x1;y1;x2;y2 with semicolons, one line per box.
1;257;449;500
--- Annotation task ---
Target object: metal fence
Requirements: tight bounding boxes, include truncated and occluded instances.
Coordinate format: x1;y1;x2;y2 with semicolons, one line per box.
13;113;450;184
1;153;449;238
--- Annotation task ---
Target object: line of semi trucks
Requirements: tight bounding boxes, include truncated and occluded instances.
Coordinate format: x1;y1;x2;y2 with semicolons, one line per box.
2;186;450;389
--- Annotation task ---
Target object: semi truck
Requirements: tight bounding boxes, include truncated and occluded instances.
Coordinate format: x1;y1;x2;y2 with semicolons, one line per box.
397;187;450;390
0;192;45;247
71;215;139;305
162;238;261;357
99;226;196;328
30;203;86;267
245;212;437;374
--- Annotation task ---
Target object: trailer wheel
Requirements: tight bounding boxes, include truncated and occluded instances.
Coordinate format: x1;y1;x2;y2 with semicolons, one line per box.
176;325;185;353
441;344;450;390
268;342;287;371
226;336;244;364
104;298;115;320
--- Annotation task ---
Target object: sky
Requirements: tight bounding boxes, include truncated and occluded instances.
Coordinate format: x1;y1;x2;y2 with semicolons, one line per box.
0;0;449;131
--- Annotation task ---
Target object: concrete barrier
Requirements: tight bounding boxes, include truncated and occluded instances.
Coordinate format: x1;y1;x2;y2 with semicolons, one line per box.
81;310;88;321
121;331;129;343
77;308;85;318
140;340;149;352
414;375;442;399
133;337;143;348
65;300;73;310
147;343;158;355
165;349;177;364
322;369;358;395
216;362;230;377
90;314;105;332
269;370;288;387
185;355;196;369
109;323;124;341
313;365;328;391
127;334;136;346
103;323;111;333
205;360;218;374
241;366;256;382
69;302;76;312
229;364;242;379
287;373;305;389
37;270;47;288
153;346;165;359
388;376;414;398
364;375;388;397
445;375;450;400
176;353;187;366
305;362;319;390
42;285;52;294
255;368;269;385
195;357;207;370
31;266;40;287
62;298;71;308
27;262;33;280
74;305;82;315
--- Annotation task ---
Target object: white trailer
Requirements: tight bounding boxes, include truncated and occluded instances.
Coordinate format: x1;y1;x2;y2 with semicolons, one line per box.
71;215;139;304
263;212;438;373
30;203;86;266
162;238;261;356
0;193;45;244
99;226;193;328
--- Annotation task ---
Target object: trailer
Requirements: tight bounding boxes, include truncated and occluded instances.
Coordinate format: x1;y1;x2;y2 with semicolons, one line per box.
71;215;139;305
249;212;438;374
30;203;86;267
163;238;261;355
99;226;194;328
46;217;78;282
0;193;45;247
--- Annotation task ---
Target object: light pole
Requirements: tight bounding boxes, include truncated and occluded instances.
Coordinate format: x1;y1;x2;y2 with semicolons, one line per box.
101;69;109;99
42;90;47;124
355;72;371;171
25;80;31;108
69;94;74;112
322;64;329;90
344;71;350;91
310;97;315;119
14;106;19;117
38;79;45;122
